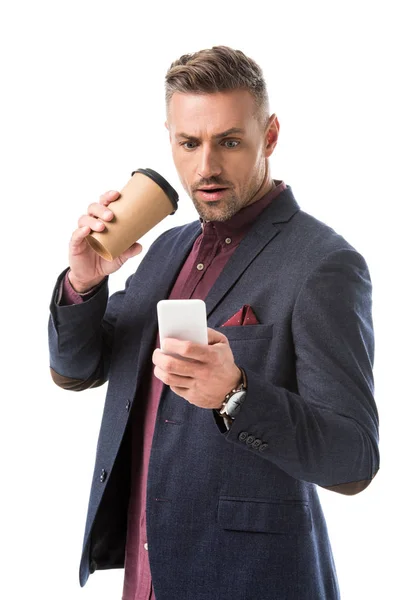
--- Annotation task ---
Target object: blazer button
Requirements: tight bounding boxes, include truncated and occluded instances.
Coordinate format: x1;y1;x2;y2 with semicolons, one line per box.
259;443;269;452
125;400;131;411
252;438;262;449
238;432;248;442
100;469;107;483
246;435;255;445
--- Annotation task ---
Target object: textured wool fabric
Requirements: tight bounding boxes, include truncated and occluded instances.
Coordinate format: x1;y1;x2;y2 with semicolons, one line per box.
57;182;284;600
48;181;379;600
121;183;283;600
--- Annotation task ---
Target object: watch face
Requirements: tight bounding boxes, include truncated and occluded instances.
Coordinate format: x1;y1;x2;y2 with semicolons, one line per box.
226;391;247;417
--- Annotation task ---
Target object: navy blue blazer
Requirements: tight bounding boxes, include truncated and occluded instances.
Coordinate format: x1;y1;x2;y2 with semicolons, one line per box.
48;186;379;599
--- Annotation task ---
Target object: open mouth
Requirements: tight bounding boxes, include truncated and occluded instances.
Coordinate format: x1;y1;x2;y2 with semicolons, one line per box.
196;187;229;201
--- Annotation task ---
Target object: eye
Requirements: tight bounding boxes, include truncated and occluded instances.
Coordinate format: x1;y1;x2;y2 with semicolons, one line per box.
181;141;198;150
223;140;240;149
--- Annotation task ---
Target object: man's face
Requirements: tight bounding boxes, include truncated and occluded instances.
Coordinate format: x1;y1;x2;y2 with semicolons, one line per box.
166;89;279;222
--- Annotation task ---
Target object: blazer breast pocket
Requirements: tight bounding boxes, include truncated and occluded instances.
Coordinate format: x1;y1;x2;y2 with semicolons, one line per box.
214;323;273;341
213;323;274;372
217;497;312;535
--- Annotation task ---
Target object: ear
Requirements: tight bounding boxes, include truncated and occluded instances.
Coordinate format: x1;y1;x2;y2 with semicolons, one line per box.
264;114;280;157
165;120;172;143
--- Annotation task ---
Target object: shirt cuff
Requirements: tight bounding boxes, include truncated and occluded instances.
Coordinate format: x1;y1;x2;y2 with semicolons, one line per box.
57;271;102;306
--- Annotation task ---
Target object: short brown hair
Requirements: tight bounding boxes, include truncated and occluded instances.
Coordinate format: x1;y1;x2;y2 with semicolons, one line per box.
165;45;270;126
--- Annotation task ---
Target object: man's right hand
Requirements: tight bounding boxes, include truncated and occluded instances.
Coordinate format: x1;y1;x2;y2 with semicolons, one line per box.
68;190;143;293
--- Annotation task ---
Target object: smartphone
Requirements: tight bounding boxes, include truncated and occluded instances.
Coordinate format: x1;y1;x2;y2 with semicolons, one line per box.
157;299;208;355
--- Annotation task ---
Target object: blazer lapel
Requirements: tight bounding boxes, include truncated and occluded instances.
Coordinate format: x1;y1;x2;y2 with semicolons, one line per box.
143;220;202;306
116;188;299;404
105;189;299;456
127;220;202;384
205;186;300;318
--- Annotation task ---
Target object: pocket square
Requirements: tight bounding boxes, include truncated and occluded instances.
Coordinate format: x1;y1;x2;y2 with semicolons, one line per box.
222;305;260;326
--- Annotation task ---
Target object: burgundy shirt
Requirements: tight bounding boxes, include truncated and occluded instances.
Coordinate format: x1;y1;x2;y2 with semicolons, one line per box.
61;181;286;599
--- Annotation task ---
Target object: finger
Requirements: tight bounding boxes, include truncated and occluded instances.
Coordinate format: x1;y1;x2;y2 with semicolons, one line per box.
161;328;228;359
70;225;91;248
170;385;190;399
154;365;192;387
78;214;107;232
99;190;120;206
161;338;210;362
153;348;200;376
120;243;143;260
87;202;115;221
207;327;228;345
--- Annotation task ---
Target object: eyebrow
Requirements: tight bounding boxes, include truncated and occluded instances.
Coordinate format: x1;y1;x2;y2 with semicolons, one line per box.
176;127;246;141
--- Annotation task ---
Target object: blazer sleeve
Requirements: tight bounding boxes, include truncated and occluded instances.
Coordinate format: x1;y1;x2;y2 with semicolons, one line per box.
226;248;380;495
48;267;135;391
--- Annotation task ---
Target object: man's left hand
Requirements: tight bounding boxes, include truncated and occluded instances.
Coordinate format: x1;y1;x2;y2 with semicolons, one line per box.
152;327;241;410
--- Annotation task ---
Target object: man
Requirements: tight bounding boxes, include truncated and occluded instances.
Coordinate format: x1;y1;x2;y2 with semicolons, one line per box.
48;46;379;599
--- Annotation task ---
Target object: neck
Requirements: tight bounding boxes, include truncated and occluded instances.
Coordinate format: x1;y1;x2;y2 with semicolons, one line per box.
247;172;275;207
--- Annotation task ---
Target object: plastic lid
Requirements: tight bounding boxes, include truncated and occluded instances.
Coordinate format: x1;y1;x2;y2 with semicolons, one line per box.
131;168;179;214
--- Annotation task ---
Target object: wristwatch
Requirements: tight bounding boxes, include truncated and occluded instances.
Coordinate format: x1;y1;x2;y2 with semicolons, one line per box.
216;367;247;421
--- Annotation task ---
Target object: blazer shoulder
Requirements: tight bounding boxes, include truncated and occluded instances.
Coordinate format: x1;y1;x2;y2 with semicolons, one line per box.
268;187;360;262
288;208;364;266
150;219;201;248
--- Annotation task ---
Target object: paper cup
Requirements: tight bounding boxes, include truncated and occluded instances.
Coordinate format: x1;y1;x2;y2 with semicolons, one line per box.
86;168;179;261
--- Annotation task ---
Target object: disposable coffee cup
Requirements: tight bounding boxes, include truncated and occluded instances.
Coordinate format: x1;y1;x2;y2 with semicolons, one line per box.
87;168;179;261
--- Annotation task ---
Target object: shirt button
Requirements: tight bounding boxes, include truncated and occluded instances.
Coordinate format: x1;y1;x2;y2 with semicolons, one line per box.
225;237;232;244
125;400;131;411
100;469;107;483
197;263;204;271
144;543;149;550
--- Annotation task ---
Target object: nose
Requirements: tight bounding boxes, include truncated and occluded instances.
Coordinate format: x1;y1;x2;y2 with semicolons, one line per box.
197;146;222;180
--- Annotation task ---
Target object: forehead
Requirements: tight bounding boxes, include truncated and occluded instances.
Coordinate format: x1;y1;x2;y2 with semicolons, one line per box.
167;89;259;137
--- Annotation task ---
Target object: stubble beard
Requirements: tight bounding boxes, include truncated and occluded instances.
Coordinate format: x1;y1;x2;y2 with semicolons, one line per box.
191;190;243;222
191;174;265;222
189;165;267;222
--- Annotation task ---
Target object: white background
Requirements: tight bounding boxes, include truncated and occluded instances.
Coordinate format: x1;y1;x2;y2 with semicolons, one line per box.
1;1;398;598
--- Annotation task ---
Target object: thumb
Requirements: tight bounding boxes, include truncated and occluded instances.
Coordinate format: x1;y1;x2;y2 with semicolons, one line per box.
207;326;228;346
120;243;143;262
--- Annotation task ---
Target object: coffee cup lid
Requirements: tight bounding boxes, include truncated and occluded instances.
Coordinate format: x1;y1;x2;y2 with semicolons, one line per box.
131;168;179;214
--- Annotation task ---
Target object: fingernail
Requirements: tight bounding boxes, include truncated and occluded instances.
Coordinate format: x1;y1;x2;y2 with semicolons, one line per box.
104;210;113;219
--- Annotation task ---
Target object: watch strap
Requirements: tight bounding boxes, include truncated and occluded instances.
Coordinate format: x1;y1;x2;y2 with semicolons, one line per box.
216;367;247;419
